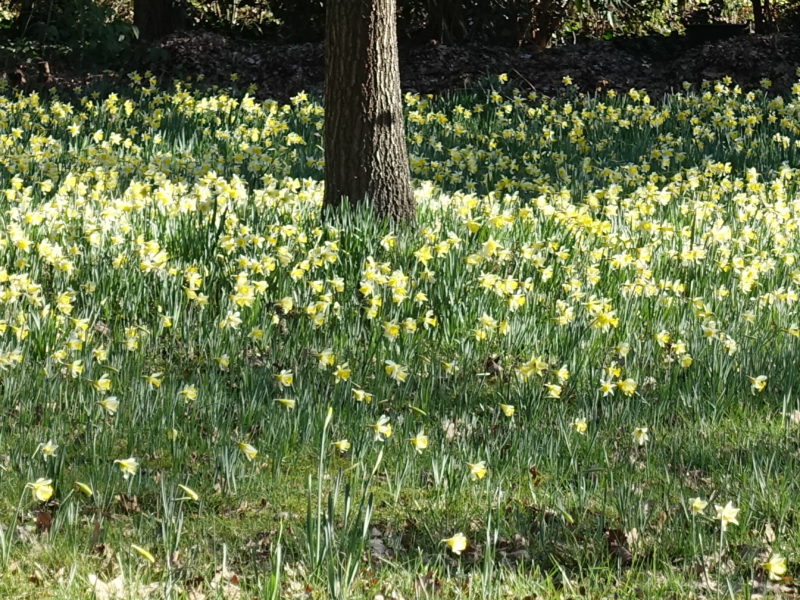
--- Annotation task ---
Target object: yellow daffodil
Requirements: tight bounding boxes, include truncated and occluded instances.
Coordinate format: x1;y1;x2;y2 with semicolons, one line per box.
442;532;468;555
633;426;649;446
467;460;487;480
689;497;708;515
571;417;588;434
409;430;428;453
384;360;408;383
275;369;293;387
143;372;163;388
371;415;393;441
333;363;351;381
114;457;139;480
332;439;351;453
499;403;515;417
763;553;787;580
178;384;198;401
177;484;199;502
37;439;58;460
714;501;740;531
131;544;155;564
98;396;119;415
275;397;296;409
74;481;93;497
749;375;767;393
352;389;373;403
27;478;54;502
238;442;258;461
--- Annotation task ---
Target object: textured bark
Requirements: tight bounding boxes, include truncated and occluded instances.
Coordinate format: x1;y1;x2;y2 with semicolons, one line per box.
134;0;184;41
324;0;415;222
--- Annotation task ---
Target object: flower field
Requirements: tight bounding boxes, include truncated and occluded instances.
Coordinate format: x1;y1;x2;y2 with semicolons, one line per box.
0;73;799;598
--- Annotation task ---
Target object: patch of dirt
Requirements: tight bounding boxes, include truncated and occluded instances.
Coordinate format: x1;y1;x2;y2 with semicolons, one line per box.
4;29;800;100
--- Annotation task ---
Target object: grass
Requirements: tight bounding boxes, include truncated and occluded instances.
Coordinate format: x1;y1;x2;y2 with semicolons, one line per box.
0;71;798;598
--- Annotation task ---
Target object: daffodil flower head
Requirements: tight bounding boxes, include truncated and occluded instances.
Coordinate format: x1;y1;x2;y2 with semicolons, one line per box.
37;439;58;460
571;417;588;434
748;375;767;393
468;460;487;480
763;553;787;581
689;497;708;515
98;396;119;415
371;415;393;441
499;403;515;417
332;439;351;453
275;369;294;387
384;360;409;383
114;457;139;480
409;430;428;453
27;478;54;502
442;532;468;555
275;397;296;410
633;426;649;446
714;501;740;531
178;384;198;401
238;441;258;461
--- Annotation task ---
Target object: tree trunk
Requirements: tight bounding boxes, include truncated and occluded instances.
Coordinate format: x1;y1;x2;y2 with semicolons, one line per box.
752;0;764;33
134;0;184;40
324;0;415;222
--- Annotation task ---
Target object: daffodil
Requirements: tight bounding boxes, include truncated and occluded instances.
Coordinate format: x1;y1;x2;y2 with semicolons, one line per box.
371;415;393;441
571;417;588;434
467;460;487;480
74;481;93;497
352;389;373;403
409;430;428;453
633;426;649;446
689;497;708;515
384;360;408;383
763;553;787;581
114;457;139;480
178;384;198;401
275;369;293;387
749;375;767;393
617;378;637;396
714;501;740;531
275;397;296;409
37;439;58;460
98;396;119;415
143;372;163;388
131;544;155;564
332;439;351;453
333;363;351;381
27;478;54;502
177;484;199;502
238;442;258;461
499;403;515;417
442;532;468;555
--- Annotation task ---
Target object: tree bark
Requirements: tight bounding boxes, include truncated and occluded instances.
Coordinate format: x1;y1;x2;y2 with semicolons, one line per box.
134;0;184;40
751;0;765;33
324;0;415;222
